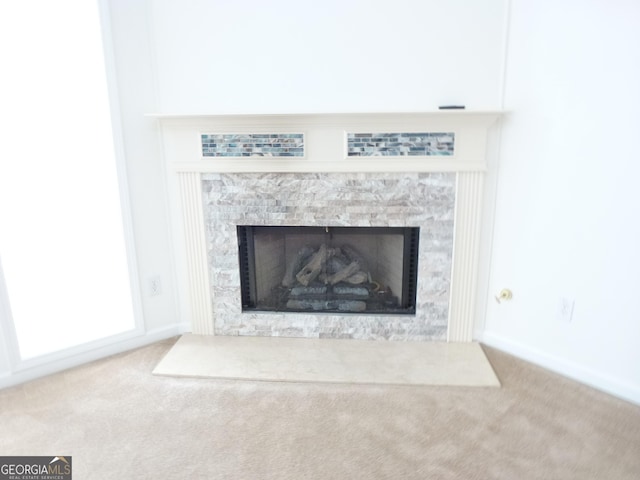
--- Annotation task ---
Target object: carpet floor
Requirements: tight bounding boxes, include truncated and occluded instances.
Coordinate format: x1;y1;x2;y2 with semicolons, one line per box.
1;337;639;479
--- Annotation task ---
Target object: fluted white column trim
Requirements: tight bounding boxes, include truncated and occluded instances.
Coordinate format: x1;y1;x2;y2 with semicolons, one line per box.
177;172;213;335
448;172;484;342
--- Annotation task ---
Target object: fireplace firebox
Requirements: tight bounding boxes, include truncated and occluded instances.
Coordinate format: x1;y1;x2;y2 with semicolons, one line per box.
237;226;420;314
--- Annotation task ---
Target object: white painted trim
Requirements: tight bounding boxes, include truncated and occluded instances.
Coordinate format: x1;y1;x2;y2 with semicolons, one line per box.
472;119;505;340
13;325;142;373
480;331;640;406
0;324;187;391
176;172;213;335
0;258;20;373
0;0;149;384
448;172;485;342
147;111;504;121
97;0;146;333
498;0;513;110
157;112;500;174
172;160;487;174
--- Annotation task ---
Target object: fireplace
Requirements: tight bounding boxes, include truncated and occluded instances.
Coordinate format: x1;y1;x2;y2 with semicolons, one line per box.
155;112;500;342
237;225;420;315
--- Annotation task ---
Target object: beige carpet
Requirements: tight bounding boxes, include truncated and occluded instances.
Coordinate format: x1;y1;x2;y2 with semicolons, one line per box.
153;334;501;386
1;337;639;479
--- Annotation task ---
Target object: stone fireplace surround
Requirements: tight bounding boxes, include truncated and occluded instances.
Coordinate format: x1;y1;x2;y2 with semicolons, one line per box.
155;112;500;343
203;172;454;340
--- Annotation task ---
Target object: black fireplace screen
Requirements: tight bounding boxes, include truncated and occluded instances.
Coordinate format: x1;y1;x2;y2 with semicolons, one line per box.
237;226;419;314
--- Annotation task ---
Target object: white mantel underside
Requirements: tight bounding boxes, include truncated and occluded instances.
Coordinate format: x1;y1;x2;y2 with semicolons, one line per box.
158;112;501;342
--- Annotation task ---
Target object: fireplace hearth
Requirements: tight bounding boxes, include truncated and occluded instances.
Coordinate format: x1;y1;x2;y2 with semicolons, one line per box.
237;226;420;315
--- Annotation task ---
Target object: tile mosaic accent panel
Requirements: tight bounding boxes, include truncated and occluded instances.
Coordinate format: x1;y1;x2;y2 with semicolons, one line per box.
201;172;456;341
347;132;455;156
201;133;304;157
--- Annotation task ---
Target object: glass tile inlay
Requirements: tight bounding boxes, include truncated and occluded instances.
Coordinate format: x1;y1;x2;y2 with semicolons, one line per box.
347;132;455;157
202;133;304;157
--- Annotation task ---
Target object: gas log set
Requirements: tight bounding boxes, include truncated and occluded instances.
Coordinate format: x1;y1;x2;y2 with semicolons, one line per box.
237;225;419;315
275;242;399;312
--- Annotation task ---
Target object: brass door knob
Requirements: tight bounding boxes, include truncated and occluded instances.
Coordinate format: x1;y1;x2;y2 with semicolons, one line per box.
495;288;513;304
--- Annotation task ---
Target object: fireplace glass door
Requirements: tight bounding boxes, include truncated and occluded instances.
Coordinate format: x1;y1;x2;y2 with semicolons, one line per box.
237;226;419;314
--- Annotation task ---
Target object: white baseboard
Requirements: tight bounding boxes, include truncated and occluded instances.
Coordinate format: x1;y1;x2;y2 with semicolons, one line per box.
480;331;640;406
0;323;189;391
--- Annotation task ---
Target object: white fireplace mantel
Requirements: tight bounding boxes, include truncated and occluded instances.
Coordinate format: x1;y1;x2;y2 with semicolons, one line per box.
153;111;502;342
150;111;500;173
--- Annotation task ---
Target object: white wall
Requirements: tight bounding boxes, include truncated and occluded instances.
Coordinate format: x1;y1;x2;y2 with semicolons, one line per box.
149;0;506;113
483;0;640;404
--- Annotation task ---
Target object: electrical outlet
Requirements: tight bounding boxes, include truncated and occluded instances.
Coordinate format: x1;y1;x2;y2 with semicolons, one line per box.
148;275;162;297
557;297;574;322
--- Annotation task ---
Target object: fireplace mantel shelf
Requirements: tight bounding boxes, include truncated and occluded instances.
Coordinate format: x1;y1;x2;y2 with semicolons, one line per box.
152;111;502;174
145;110;504;119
